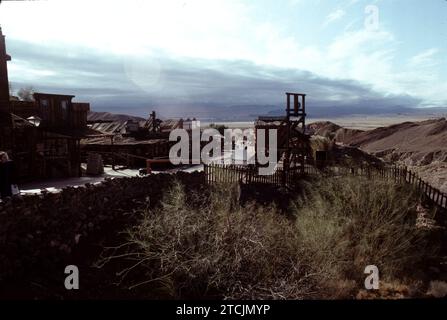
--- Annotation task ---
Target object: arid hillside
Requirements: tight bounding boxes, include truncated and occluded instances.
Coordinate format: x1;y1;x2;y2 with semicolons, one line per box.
87;111;145;122
308;118;447;193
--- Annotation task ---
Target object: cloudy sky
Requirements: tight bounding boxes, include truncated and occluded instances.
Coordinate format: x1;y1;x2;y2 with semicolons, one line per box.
1;0;446;118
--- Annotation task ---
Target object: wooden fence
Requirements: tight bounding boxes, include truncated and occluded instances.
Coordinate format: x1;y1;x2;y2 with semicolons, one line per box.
204;164;316;188
204;162;447;209
326;165;447;209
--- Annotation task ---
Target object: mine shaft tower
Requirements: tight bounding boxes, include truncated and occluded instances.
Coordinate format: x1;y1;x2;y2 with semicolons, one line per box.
256;92;310;179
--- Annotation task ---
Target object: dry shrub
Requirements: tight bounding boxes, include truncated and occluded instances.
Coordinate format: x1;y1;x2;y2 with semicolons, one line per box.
310;135;333;152
427;281;447;298
100;181;317;299
293;176;435;298
99;176;435;299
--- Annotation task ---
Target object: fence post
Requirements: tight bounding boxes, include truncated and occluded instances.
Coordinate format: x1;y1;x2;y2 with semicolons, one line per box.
435;191;441;205
248;166;252;185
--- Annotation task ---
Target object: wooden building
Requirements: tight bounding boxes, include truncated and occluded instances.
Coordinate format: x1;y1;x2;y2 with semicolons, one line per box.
0;27;92;181
0;27;13;152
82;113;185;168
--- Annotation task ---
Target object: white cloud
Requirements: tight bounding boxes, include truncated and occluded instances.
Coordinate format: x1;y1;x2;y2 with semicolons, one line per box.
323;9;346;27
1;0;445;106
409;48;439;68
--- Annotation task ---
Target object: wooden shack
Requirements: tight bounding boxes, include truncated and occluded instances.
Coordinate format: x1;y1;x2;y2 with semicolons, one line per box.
9;93;91;180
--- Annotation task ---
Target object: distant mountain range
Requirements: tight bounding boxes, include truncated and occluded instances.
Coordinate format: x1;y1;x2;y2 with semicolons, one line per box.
89;104;447;122
268;105;447;118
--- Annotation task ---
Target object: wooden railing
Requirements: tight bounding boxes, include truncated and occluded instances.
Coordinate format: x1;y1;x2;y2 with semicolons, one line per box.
323;165;447;209
204;162;447;209
204;164;308;188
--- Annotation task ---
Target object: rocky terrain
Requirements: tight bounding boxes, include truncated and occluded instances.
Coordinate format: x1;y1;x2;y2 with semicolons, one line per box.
308;118;447;193
87;111;145;122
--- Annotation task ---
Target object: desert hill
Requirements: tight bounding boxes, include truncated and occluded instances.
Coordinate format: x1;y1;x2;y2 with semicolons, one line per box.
308;118;447;192
87;111;145;122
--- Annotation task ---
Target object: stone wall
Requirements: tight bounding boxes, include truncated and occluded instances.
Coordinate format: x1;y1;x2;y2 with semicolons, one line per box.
0;172;205;284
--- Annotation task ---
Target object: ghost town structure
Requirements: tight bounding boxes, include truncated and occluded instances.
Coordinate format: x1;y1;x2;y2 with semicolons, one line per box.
0;27;93;181
82;112;197;171
204;92;313;187
0;27;205;181
0;26;444;210
0;25;314;183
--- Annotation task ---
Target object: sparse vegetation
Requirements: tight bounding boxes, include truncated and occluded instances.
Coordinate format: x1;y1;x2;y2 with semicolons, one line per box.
99;176;436;299
310;135;333;153
292;176;434;298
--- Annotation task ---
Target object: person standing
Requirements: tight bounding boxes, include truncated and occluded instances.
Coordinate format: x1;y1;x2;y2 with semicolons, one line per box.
0;151;15;198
